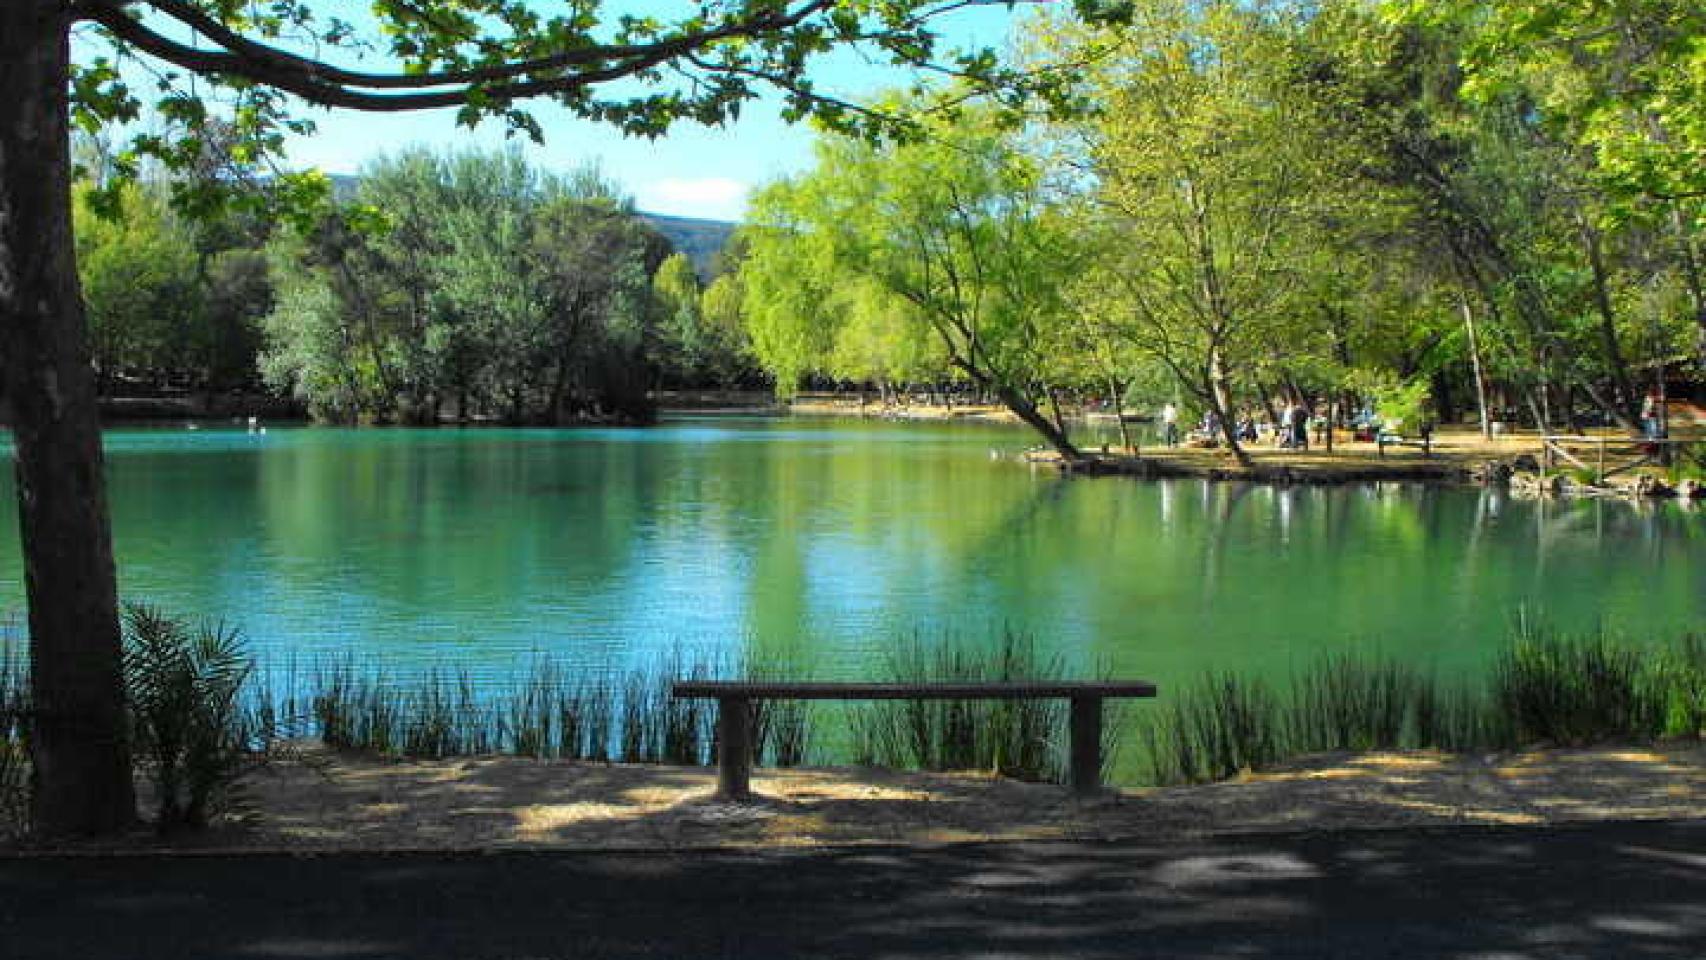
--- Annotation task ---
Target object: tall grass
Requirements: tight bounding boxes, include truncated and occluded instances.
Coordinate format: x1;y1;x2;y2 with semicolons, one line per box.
1494;622;1664;746
9;614;1703;831
0;635;26;834
750;656;814;767
846;630;1094;783
1144;626;1706;786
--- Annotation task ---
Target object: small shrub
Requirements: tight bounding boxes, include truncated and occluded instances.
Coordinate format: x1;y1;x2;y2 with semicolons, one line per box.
123;604;256;833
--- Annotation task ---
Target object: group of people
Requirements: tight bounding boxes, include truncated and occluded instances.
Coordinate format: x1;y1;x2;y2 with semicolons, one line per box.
1157;400;1316;450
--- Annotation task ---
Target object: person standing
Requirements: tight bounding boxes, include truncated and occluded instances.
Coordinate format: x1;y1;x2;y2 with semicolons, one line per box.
1161;402;1179;447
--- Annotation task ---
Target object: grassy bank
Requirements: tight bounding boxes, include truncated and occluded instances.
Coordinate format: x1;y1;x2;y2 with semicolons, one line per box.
3;623;1704;832
256;630;1084;783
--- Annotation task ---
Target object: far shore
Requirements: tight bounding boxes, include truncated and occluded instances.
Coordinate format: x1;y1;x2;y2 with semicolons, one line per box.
789;398;1706;494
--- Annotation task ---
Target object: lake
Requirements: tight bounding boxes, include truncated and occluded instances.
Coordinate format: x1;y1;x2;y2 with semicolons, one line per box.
2;415;1703;702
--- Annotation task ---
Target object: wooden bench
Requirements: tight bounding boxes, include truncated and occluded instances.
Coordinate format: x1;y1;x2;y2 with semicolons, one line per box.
672;681;1158;800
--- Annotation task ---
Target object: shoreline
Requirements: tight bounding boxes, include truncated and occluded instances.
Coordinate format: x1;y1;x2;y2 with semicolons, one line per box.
786;400;1705;498
4;741;1700;856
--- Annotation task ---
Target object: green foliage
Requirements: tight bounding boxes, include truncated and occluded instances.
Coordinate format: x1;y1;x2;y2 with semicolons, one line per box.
1145;673;1284;785
260;148;688;423
74;182;207;383
67;0;1087;247
739;103;1087;453
1349;370;1432;432
122;605;256;833
1145;626;1706;786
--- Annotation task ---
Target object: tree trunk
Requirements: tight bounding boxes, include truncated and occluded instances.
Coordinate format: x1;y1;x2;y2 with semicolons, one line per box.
1044;384;1069;440
548;356;570;427
1206;348;1249;467
993;383;1082;462
1578;217;1641;433
1106;376;1133;452
1;3;136;836
1460;294;1492;439
1254;380;1280;433
1668;205;1706;368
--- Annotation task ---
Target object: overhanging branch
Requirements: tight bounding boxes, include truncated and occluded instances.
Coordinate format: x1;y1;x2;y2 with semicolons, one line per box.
76;0;839;111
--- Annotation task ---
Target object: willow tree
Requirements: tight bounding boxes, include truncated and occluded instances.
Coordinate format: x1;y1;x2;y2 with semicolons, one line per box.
1;0;1098;837
1067;0;1341;465
743;109;1090;458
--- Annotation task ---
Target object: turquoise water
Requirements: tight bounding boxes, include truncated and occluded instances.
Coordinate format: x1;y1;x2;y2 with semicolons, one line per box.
1;417;1703;693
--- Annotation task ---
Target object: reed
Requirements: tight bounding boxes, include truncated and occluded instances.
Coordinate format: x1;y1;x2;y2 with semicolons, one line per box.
0;635;26;834
849;629;1081;783
1146;672;1283;784
1656;634;1706;740
1143;625;1706;786
1492;622;1666;746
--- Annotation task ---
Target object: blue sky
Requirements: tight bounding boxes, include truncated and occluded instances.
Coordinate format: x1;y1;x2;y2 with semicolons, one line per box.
91;3;1023;222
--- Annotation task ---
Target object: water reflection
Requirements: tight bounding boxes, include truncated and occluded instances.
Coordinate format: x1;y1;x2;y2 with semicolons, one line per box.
0;419;1699;694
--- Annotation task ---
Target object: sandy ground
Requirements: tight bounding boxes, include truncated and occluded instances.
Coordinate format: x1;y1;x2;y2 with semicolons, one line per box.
16;741;1695;853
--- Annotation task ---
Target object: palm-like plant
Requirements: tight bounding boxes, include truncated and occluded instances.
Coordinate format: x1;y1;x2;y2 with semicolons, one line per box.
123;604;254;832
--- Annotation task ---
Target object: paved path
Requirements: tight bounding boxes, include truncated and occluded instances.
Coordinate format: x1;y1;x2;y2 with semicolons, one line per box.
3;820;1704;959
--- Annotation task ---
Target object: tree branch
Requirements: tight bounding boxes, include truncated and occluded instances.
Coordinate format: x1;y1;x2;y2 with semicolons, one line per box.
78;0;838;110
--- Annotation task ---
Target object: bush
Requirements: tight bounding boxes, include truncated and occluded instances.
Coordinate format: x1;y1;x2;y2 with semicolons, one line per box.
123;604;256;833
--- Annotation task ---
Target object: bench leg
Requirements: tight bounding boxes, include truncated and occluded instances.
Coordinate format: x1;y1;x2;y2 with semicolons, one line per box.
1069;695;1103;798
716;696;753;801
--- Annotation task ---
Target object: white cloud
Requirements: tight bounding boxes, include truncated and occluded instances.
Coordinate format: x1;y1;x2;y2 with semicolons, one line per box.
637;177;750;222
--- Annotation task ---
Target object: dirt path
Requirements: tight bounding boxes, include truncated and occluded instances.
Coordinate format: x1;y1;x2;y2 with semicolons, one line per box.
14;742;1698;853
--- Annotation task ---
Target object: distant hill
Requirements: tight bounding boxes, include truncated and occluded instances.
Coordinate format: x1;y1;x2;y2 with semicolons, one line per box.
640;213;737;276
322;173;736;275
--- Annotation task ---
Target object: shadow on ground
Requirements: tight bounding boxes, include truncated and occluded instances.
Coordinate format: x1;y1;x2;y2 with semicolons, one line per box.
2;819;1702;959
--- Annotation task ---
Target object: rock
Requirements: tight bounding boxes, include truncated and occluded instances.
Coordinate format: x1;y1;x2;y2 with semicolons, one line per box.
1476;460;1513;484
